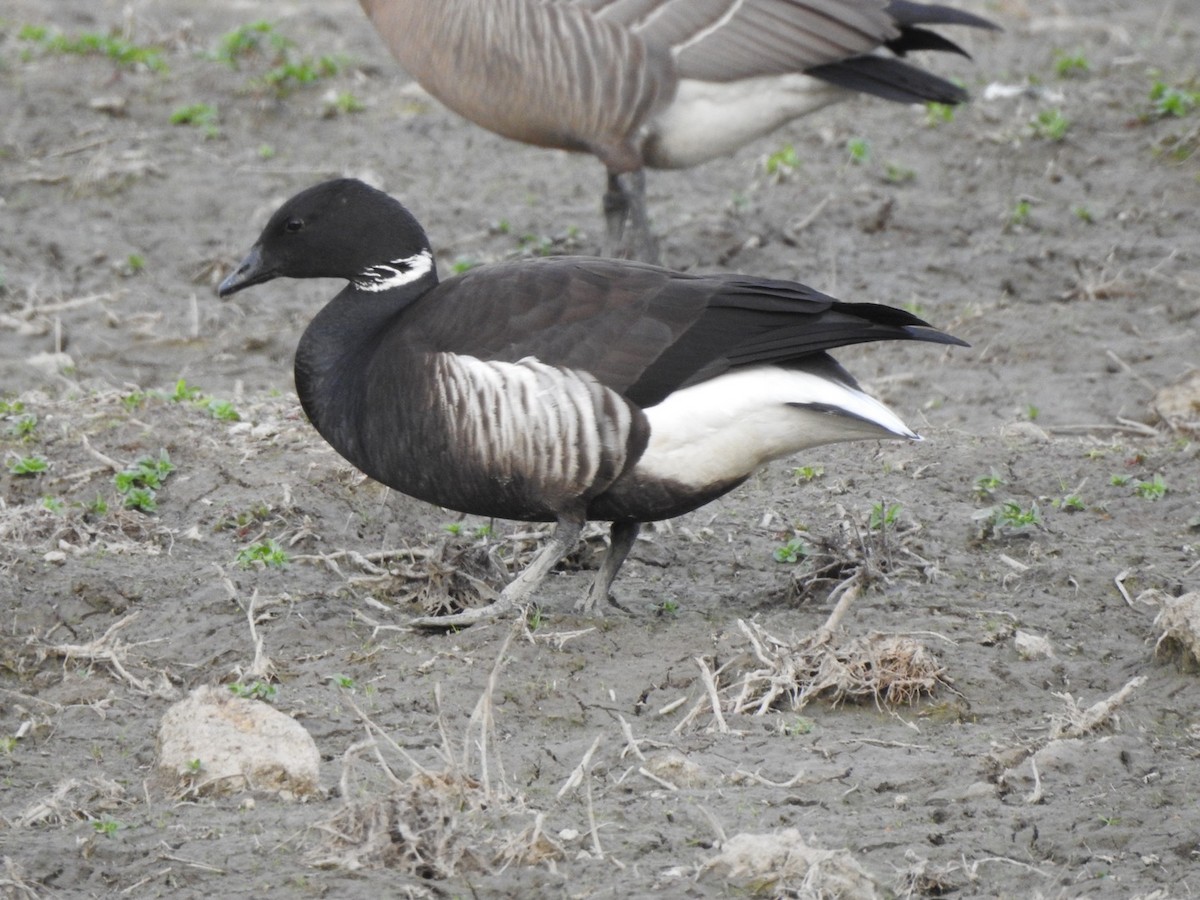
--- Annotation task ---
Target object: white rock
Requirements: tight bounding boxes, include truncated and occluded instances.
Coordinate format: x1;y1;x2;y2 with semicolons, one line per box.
157;685;320;799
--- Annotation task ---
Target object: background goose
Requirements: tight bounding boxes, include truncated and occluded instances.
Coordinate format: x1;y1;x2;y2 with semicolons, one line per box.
356;0;999;262
219;179;967;627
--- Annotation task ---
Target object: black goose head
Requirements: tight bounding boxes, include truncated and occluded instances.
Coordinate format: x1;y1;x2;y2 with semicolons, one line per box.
218;179;437;298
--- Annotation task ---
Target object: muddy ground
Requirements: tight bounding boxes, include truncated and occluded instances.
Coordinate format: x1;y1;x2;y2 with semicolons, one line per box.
1;0;1198;896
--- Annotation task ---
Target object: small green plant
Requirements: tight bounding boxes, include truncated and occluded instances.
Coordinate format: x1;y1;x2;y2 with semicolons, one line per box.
0;399;26;416
656;599;680;617
1073;205;1094;224
185;758;203;775
326;91;364;114
443;522;463;536
122;487;157;513
170;102;220;138
120;391;146;411
0;736;18;755
1058;493;1086;512
973;469;1006;499
92;816;123;838
229;680;277;701
1134;474;1168;501
213;20;283;67
792;465;824;484
1024;404;1040;421
1031;109;1070;141
236;539;289;568
257;143;276;160
997;501;1041;528
869;501;901;531
85;495;109;516
764;143;800;177
124;253;146;275
1010;198;1032;227
9;413;38;439
782;716;815;736
20;25;167;72
205;398;240;422
114;451;175;496
925;101;956;126
1149;80;1200;118
473;524;493;538
263;54;340;94
6;454;48;476
883;162;916;184
169;379;202;403
41;496;65;514
1053;50;1090;78
526;607;544;631
1109;473;1132;487
773;538;807;564
846;137;870;164
329;674;357;690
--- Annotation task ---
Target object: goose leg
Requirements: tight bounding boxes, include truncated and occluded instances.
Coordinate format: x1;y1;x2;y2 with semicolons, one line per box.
408;515;584;630
576;520;640;614
603;170;660;265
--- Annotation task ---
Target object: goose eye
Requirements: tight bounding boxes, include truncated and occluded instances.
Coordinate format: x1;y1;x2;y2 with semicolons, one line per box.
284;218;304;233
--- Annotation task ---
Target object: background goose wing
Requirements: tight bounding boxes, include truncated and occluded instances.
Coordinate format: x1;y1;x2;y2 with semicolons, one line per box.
576;0;995;84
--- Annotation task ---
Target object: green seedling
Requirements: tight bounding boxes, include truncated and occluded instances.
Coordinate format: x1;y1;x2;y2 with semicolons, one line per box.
846;137;870;164
170;103;220;138
925;101;956;126
20;25;167;72
169;379;202;403
773;538;807;564
869;501;901;531
185;759;203;775
122;487;157;513
41;496;65;514
1150;80;1200;118
1110;474;1132;487
526;607;544;631
973;469;1006;499
782;716;815;736
205;399;240;422
85;495;109;516
1010;199;1032;227
443;522;463;536
124;253;146;275
326;91;364;114
1053;50;1090;78
329;674;357;690
996;501;1041;528
9;413;37;439
1134;474;1168;501
213;20;283;67
792;465;824;484
764;143;800;177
263;54;340;94
0;400;26;416
92;817;123;837
656;599;680;617
1073;206;1094;224
1057;493;1086;512
236;539;288;568
229;680;277;701
6;454;48;476
884;162;916;184
1031;109;1070;141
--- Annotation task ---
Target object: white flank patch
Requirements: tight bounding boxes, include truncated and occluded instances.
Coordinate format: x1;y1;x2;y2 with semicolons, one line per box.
433;353;633;493
353;250;433;292
637;365;917;488
645;75;846;169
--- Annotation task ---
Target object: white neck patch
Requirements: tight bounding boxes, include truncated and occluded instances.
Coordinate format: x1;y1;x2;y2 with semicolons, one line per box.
353;250;434;292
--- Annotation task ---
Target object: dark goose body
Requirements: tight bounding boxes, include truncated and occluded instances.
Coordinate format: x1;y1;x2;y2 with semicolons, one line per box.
221;179;967;626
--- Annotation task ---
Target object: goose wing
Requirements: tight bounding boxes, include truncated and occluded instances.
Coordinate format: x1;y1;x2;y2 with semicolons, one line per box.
408;257;963;408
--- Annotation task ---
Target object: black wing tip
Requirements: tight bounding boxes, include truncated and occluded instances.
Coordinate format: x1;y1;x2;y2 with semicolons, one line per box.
903;325;971;348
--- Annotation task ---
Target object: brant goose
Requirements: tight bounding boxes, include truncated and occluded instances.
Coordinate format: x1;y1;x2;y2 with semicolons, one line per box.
356;0;999;262
219;179;966;627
